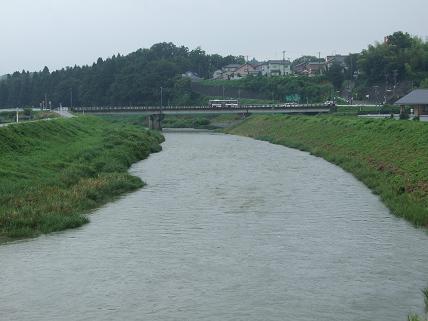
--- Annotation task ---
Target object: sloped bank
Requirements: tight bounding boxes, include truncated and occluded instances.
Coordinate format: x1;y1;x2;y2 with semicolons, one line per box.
226;115;428;228
0;116;164;239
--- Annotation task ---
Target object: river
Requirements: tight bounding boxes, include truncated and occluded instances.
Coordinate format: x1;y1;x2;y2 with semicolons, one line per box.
1;131;427;321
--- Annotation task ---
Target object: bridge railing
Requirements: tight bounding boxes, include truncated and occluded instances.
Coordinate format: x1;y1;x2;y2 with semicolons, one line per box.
71;104;333;113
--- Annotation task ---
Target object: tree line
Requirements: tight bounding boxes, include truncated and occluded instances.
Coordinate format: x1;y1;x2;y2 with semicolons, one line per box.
1;31;428;108
0;43;244;108
325;31;428;94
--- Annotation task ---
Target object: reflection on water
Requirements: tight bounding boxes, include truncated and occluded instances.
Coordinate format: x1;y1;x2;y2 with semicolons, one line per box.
1;132;427;321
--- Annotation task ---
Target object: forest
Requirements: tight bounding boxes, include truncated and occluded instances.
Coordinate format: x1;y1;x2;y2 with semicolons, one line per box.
0;43;244;107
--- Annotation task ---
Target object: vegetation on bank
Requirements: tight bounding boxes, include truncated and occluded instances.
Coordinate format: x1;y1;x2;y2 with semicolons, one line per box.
227;115;428;227
96;114;242;130
335;104;407;116
409;288;428;320
0;117;163;239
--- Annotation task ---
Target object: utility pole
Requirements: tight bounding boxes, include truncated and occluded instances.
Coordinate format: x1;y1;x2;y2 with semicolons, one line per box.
384;73;388;104
393;69;398;99
160;86;163;116
44;93;48;111
283;50;286;76
70;88;73;109
16;108;19;123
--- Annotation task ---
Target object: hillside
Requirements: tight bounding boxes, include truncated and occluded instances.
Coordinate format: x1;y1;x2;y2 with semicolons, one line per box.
0;43;244;108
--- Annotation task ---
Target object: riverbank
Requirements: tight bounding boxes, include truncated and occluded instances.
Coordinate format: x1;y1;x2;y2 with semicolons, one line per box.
96;114;244;130
226;115;428;228
0;116;163;239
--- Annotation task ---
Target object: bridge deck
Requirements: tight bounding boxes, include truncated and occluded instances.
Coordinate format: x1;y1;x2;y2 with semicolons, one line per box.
71;104;333;115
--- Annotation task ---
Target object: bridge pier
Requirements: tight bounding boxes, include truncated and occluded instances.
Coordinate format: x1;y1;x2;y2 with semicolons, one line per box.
242;111;251;119
148;114;163;131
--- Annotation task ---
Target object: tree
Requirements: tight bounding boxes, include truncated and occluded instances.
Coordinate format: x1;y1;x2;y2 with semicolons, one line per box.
386;31;413;49
0;43;244;107
358;31;428;85
326;63;345;89
420;78;428;88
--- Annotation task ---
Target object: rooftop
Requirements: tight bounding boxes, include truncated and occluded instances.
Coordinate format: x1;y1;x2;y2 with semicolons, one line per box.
394;89;428;105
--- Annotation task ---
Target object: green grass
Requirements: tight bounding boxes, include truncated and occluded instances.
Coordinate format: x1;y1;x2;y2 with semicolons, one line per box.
336;104;405;115
424;288;428;312
408;314;427;321
0;116;163;239
227;115;428;227
95;114;233;130
410;288;428;320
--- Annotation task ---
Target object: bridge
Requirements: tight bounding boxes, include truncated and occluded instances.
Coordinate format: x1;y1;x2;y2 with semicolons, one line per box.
71;104;334;130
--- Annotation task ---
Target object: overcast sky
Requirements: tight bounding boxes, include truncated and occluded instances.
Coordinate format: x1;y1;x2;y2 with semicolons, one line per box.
1;0;427;75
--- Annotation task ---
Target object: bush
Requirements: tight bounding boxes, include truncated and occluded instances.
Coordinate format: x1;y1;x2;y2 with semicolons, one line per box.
400;112;410;120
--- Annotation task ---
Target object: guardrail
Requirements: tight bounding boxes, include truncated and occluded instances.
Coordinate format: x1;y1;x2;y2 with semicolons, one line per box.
71;104;333;113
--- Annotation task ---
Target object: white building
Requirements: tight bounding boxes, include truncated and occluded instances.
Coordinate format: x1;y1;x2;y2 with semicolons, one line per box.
257;60;291;77
212;69;223;79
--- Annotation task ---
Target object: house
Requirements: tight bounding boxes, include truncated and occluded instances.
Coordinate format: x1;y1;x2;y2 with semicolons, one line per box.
213;63;258;80
212;59;292;80
292;62;308;75
181;71;202;81
222;64;241;73
305;62;326;76
216;64;240;80
257;60;291;77
230;63;257;79
212;69;223;79
394;89;428;116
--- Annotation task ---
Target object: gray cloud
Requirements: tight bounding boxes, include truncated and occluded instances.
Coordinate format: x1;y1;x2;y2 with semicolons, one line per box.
1;0;427;74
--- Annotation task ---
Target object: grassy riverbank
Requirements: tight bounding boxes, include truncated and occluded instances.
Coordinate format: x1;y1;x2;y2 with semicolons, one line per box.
227;115;428;228
0;117;163;239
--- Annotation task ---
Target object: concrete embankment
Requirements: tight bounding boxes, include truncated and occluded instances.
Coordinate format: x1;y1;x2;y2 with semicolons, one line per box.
227;115;428;228
0;116;164;239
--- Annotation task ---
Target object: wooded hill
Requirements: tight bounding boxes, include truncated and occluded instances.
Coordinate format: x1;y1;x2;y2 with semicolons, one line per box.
1;31;428;107
0;43;244;108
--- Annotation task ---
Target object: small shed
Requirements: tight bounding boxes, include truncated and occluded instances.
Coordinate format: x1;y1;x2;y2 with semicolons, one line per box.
394;89;428;116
